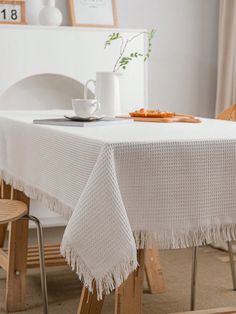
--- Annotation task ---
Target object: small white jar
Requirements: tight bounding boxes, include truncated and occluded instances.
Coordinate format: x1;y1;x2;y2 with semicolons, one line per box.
39;0;63;26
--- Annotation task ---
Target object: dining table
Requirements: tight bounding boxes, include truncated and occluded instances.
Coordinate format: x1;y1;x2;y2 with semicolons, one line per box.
1;110;236;314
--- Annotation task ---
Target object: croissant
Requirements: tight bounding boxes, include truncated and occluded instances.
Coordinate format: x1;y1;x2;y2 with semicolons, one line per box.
129;108;176;118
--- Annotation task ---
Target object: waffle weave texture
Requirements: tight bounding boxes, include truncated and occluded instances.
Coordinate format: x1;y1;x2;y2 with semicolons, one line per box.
1;110;236;298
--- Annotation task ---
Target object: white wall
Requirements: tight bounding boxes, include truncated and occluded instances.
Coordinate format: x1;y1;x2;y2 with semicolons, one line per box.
117;0;219;117
26;0;219;117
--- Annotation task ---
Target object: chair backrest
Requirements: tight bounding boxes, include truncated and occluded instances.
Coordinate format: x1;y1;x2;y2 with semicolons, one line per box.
0;74;84;111
217;104;236;121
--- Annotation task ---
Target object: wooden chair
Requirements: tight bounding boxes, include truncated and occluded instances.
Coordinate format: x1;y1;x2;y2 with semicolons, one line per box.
217;104;236;121
190;105;236;311
0;182;49;314
217;104;236;288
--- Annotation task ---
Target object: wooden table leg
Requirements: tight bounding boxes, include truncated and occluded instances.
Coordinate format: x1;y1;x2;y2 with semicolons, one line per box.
0;181;11;248
5;219;29;311
145;249;166;294
0;224;7;247
115;249;145;314
77;285;105;314
4;185;30;312
76;249;165;314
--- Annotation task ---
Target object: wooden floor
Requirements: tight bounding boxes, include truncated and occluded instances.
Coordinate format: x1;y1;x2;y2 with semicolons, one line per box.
1;246;236;314
174;308;236;314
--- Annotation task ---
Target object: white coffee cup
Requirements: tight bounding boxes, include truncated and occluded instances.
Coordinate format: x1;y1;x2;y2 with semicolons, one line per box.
72;99;100;118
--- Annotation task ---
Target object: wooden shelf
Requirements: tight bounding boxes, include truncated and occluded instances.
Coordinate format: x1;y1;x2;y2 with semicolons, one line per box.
1;243;67;270
27;243;67;268
0;24;146;33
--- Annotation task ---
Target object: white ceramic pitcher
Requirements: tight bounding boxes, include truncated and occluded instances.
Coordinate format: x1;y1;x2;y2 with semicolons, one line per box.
84;72;121;117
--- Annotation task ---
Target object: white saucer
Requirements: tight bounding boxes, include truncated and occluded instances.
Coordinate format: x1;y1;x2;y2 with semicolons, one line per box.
64;115;105;122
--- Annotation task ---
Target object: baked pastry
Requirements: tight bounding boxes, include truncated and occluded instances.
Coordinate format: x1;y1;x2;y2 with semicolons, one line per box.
129;108;176;118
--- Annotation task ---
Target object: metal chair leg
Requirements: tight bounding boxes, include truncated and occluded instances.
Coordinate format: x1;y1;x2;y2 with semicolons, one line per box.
227;241;236;290
25;215;49;314
190;246;198;311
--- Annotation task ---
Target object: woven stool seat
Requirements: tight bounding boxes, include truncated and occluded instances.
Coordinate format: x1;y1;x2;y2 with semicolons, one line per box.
0;199;28;224
0;183;48;313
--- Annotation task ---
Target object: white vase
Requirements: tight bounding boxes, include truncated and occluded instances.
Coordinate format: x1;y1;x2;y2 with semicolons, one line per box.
39;0;63;26
84;72;121;117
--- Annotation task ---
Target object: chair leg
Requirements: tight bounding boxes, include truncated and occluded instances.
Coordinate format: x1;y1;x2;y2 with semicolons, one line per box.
25;215;49;314
227;241;236;290
190;246;198;311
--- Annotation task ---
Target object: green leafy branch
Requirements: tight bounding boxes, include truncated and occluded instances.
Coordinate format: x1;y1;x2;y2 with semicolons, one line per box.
144;29;155;61
104;29;156;72
104;32;121;48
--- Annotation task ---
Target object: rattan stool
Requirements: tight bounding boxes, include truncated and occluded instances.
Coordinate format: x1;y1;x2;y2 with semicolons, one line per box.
0;199;49;314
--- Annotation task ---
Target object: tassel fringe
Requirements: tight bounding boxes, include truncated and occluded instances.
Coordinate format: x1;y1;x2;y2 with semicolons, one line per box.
2;169;236;298
0;169;73;219
60;240;138;300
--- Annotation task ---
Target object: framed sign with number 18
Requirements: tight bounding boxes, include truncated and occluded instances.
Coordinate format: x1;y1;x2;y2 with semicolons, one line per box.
0;0;26;25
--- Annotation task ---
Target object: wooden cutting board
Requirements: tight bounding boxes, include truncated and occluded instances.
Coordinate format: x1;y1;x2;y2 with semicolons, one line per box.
132;116;201;123
117;113;201;123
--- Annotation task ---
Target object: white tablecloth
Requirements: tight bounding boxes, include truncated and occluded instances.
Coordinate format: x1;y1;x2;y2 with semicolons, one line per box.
1;110;236;298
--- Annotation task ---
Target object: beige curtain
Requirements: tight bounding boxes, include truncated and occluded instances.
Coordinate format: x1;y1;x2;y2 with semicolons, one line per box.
214;0;236;252
215;0;236;115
